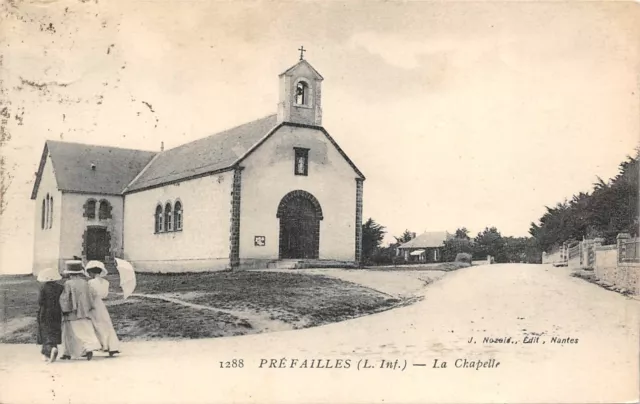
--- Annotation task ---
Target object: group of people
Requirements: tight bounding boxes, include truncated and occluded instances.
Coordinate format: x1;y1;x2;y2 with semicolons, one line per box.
36;260;121;363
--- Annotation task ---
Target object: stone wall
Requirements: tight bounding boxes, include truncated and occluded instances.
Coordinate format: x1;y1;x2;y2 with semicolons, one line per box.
593;244;640;295
545;234;640;295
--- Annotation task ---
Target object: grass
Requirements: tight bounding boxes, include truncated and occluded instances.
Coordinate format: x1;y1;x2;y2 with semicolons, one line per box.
132;271;400;328
0;270;403;343
108;300;253;340
1;277;40;321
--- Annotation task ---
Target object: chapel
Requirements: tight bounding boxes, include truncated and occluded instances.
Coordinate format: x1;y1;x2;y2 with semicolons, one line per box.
30;54;365;273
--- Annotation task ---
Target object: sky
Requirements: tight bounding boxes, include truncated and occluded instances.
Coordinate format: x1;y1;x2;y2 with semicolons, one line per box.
1;0;639;274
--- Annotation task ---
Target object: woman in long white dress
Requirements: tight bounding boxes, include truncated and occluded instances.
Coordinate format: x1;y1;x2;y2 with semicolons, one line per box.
59;261;101;360
85;261;121;356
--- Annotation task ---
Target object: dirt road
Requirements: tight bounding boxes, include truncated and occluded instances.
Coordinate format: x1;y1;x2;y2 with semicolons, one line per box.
1;264;638;403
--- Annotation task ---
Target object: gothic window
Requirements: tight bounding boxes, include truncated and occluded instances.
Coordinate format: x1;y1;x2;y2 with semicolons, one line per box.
155;204;163;233
295;81;309;106
45;194;50;229
294;148;309;176
174;201;183;231
41;199;45;229
85;199;97;220
98;200;112;220
49;197;53;228
164;202;173;232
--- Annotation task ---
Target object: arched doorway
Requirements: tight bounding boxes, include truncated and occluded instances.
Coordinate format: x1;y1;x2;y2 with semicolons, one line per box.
277;190;323;259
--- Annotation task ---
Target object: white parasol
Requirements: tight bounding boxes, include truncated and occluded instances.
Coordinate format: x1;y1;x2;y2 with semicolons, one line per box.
114;258;137;299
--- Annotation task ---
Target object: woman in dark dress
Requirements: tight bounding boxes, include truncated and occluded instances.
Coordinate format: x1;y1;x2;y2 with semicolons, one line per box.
36;267;64;363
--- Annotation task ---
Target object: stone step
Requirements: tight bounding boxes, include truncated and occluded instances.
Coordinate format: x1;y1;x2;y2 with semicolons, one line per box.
266;260;300;269
294;260;357;269
264;259;358;270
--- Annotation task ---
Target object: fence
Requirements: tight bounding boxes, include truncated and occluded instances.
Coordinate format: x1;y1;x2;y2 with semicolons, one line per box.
620;237;640;263
543;233;640;295
568;244;580;259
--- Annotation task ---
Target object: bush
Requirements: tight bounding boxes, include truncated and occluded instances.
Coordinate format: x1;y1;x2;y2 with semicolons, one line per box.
455;253;472;264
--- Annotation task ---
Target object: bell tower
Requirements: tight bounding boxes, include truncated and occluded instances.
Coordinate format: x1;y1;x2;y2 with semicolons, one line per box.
277;46;324;126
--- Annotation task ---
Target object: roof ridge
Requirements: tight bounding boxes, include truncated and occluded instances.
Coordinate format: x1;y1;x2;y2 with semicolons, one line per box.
46;139;156;153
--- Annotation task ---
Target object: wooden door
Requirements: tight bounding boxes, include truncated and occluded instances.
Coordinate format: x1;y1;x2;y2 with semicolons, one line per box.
85;227;109;261
279;197;319;259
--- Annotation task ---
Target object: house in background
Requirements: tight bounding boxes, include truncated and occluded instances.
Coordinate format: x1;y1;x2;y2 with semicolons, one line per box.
397;231;452;263
30;55;365;274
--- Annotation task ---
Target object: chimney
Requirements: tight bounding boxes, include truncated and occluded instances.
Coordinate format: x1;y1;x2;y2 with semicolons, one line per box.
90;163;96;171
160;141;164;152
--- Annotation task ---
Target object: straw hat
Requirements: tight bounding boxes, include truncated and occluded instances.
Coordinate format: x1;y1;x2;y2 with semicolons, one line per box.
85;260;107;277
36;268;62;283
63;260;87;276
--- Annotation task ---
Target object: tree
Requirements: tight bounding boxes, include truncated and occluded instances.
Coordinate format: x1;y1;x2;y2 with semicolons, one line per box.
361;218;386;265
530;148;639;251
503;236;542;264
394;230;416;244
441;226;473;261
442;237;473;262
474;227;507;263
454;227;470;240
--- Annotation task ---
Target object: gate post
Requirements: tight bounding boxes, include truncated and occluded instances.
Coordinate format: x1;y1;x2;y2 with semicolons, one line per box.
592;238;603;270
617;233;630;263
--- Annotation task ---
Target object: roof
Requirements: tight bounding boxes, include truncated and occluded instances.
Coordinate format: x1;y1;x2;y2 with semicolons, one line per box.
398;231;451;249
279;59;324;80
125;115;279;192
32;114;365;197
31;140;157;199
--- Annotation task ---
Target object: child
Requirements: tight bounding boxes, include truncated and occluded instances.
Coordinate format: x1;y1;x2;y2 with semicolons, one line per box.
59;260;101;360
85;261;121;356
36;268;64;363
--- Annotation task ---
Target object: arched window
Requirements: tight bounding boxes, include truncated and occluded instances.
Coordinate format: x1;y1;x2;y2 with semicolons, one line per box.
164;202;173;232
155;205;163;233
85;199;97;219
41;199;45;229
49;197;53;228
295;81;308;105
174;201;183;231
98;200;111;220
45;194;50;229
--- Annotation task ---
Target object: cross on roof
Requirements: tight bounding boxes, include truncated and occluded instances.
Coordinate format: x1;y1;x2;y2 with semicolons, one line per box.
298;46;306;61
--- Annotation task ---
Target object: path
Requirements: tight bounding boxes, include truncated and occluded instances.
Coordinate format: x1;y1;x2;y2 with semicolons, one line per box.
263;267;445;298
0;264;638;403
125;292;295;332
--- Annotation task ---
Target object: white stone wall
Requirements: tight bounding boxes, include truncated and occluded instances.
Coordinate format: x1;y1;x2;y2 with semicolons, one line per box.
123;172;234;272
239;125;359;263
32;154;63;275
59;193;124;265
594;246;640;295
